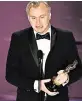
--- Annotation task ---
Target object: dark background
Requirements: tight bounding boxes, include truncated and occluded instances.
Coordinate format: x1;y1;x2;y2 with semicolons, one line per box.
0;1;82;100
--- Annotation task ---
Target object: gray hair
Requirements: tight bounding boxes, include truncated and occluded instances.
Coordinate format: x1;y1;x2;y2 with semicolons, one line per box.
26;1;51;15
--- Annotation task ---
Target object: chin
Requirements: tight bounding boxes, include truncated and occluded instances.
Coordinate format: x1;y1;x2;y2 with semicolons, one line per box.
34;27;44;32
36;30;44;33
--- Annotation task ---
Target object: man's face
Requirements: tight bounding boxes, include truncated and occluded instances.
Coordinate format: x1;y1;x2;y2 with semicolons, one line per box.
27;3;51;34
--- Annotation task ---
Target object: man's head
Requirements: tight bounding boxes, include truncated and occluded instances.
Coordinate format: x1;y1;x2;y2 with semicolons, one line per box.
26;1;51;34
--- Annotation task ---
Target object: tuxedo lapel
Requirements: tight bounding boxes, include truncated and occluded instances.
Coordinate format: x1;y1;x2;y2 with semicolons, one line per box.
27;27;39;67
51;26;57;50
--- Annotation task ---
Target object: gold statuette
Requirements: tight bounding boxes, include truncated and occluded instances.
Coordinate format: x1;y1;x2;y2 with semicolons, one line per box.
45;60;78;91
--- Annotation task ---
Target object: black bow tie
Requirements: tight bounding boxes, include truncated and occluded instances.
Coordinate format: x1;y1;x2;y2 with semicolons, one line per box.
36;32;50;40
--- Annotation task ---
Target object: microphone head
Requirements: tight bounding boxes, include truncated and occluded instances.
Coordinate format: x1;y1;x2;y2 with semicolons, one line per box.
37;50;43;59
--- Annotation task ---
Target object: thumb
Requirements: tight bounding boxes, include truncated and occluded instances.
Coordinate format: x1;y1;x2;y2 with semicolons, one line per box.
57;70;64;75
43;79;51;83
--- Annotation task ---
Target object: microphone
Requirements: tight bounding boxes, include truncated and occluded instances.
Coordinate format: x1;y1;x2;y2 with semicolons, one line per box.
37;50;43;60
37;50;43;64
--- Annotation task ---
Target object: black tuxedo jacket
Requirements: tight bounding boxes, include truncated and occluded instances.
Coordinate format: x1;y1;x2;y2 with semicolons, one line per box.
6;26;82;101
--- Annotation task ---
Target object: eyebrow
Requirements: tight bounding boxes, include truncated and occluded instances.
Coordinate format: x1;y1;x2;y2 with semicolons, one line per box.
30;14;46;18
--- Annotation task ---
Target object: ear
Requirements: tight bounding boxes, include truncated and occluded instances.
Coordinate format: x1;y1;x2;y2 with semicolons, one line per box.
28;15;30;20
49;13;51;20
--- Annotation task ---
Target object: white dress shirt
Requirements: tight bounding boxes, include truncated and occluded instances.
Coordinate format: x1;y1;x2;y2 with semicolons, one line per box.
34;27;51;92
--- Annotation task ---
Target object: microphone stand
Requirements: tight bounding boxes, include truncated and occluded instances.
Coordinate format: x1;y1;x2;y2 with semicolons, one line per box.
37;50;47;101
37;50;44;101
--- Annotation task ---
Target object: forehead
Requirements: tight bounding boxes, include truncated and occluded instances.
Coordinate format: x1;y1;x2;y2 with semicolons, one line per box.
29;3;49;16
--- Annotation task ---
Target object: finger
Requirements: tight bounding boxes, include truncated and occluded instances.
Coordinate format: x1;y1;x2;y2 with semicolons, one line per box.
53;89;57;91
43;79;51;83
48;91;59;96
57;70;64;75
43;83;59;96
62;76;69;86
62;81;68;86
55;73;69;85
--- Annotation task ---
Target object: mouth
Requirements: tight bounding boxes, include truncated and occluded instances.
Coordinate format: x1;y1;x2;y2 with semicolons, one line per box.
36;26;43;29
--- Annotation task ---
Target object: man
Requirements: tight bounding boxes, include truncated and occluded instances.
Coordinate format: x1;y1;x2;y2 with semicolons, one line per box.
6;1;82;101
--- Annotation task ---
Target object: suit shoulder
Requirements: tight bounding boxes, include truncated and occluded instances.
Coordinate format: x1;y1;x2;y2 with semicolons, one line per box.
56;28;72;34
54;28;75;43
55;27;74;38
12;27;32;37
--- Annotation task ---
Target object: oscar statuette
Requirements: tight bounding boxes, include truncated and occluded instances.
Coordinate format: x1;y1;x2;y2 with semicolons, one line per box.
45;60;78;92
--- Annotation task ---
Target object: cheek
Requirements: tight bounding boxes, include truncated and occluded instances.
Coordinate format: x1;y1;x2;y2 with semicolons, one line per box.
29;20;36;27
41;18;50;26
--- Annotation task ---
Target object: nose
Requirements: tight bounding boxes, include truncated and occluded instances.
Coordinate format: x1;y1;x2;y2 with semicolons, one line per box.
36;18;40;26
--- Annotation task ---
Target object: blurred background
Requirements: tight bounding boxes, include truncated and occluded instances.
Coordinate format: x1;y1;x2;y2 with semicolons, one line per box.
0;1;82;101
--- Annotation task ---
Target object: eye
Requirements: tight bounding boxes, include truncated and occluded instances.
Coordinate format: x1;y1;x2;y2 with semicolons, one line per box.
31;17;36;19
40;16;44;18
